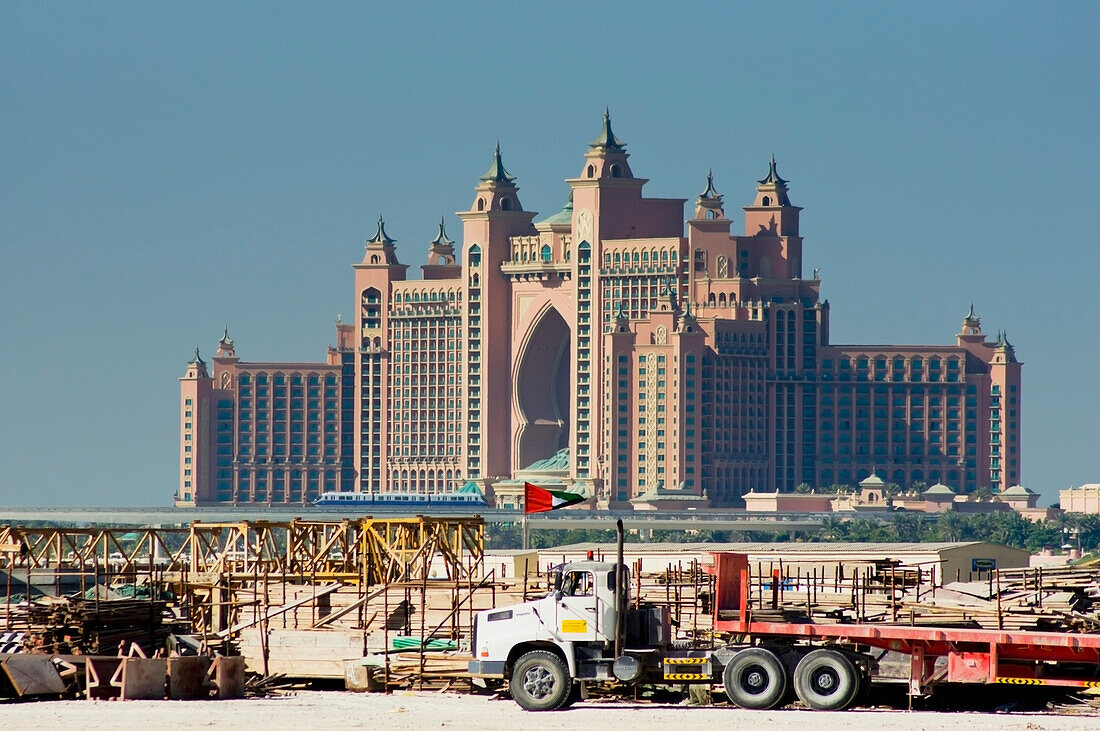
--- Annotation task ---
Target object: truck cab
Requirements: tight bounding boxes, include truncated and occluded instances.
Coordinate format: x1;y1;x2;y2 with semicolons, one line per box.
468;561;670;710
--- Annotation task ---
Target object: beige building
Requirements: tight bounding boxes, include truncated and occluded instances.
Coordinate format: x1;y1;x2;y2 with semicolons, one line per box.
1060;484;1100;514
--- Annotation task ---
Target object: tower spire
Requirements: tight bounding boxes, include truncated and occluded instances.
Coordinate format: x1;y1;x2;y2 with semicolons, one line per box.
758;154;788;186
699;169;722;200
215;326;237;359
957;301;985;342
752;155;792;207
425;215;457;269
479;142;517;183
614;300;628;323
362;214;400;265
588;107;626;151
430;216;454;247
367;214;396;246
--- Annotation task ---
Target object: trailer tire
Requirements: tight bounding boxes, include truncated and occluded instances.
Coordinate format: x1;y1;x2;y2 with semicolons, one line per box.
855;670;872;706
510;651;571;711
793;649;860;711
722;648;788;710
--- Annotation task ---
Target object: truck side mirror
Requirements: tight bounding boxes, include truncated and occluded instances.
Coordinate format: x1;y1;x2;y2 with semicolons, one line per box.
554;589;564;601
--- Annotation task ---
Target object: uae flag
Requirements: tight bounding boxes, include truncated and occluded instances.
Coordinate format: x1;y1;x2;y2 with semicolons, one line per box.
524;482;586;514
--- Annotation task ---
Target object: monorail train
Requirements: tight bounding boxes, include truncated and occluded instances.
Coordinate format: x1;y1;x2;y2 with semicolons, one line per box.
312;490;487;507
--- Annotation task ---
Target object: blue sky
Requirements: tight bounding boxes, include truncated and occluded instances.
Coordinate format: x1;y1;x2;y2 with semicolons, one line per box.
1;2;1097;506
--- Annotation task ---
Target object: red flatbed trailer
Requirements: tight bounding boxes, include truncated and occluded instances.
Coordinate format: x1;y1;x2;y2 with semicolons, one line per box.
711;553;1100;696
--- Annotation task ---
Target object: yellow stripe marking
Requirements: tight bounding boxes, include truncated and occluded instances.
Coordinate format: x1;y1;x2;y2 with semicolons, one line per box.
665;658;708;665
995;677;1045;686
663;673;709;681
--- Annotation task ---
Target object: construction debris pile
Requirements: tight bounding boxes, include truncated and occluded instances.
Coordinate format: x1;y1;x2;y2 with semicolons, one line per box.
22;596;188;655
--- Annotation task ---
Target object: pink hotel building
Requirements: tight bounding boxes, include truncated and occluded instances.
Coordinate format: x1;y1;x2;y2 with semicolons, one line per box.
177;113;1022;508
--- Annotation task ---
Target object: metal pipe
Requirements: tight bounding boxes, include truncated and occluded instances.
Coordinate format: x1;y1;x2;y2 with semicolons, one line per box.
614;519;624;660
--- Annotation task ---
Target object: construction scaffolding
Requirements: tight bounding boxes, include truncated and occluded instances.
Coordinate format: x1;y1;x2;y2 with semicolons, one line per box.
1;517;487;691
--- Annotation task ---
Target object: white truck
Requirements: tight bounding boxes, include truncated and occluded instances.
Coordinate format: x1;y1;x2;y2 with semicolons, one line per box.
469;527;1100;712
468;558;874;711
466;522;873;712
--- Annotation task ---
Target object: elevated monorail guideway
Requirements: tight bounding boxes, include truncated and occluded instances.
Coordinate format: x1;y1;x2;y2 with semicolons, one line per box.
0;505;853;532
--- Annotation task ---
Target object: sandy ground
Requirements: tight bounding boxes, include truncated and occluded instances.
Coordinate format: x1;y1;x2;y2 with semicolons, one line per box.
2;691;1099;730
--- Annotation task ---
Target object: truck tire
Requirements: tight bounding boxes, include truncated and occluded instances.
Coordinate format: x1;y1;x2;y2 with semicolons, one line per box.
722;648;788;709
793;649;860;711
559;681;582;709
510;651;571;711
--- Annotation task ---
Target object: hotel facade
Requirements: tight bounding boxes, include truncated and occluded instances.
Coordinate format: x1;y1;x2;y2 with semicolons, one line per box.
177;113;1022;508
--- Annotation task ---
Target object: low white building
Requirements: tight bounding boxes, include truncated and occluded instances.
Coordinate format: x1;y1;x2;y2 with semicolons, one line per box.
537;541;1030;585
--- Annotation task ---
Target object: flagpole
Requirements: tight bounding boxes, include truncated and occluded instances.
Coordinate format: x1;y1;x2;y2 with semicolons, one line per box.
522;512;529;551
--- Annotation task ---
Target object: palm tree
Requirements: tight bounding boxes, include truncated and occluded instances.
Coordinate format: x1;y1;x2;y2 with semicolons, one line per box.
818;516;847;542
936;511;966;542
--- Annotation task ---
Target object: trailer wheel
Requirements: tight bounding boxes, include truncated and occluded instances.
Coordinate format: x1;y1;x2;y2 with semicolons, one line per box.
854;669;872;706
722;648;788;710
793;649;860;711
510;651;571;711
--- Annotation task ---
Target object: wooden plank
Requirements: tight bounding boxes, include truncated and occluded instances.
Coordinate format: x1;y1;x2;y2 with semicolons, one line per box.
216;582;343;638
312;586;387;629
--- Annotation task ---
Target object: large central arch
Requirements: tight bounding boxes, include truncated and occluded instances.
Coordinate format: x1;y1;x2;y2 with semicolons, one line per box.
515;307;571;469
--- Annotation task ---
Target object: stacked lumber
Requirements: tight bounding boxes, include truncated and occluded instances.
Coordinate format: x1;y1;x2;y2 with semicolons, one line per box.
20;597;188;655
384;650;474;691
0;602;31;636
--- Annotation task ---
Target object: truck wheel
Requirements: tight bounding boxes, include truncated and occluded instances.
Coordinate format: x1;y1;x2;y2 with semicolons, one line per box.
723;648;788;709
793;649;860;711
510;651;571;711
559;681;582;709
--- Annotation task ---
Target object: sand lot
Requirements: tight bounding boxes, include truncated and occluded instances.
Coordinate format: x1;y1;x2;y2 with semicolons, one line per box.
2;691;1099;730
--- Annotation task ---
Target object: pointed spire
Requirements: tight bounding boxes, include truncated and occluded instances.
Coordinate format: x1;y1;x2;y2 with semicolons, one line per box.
679;298;698;331
215;326;237;359
614;300;629;323
967;301;977;320
758;154;788;186
699;169;722;200
367;214;396;246
479;142;517;183
659;276;678;308
430;216;454;247
588;107;626;151
189;347;206;367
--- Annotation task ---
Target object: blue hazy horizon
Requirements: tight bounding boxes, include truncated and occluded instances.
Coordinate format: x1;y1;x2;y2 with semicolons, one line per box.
1;2;1098;507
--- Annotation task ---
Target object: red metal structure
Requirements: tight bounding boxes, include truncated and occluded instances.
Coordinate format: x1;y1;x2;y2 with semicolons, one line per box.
711;553;1100;695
